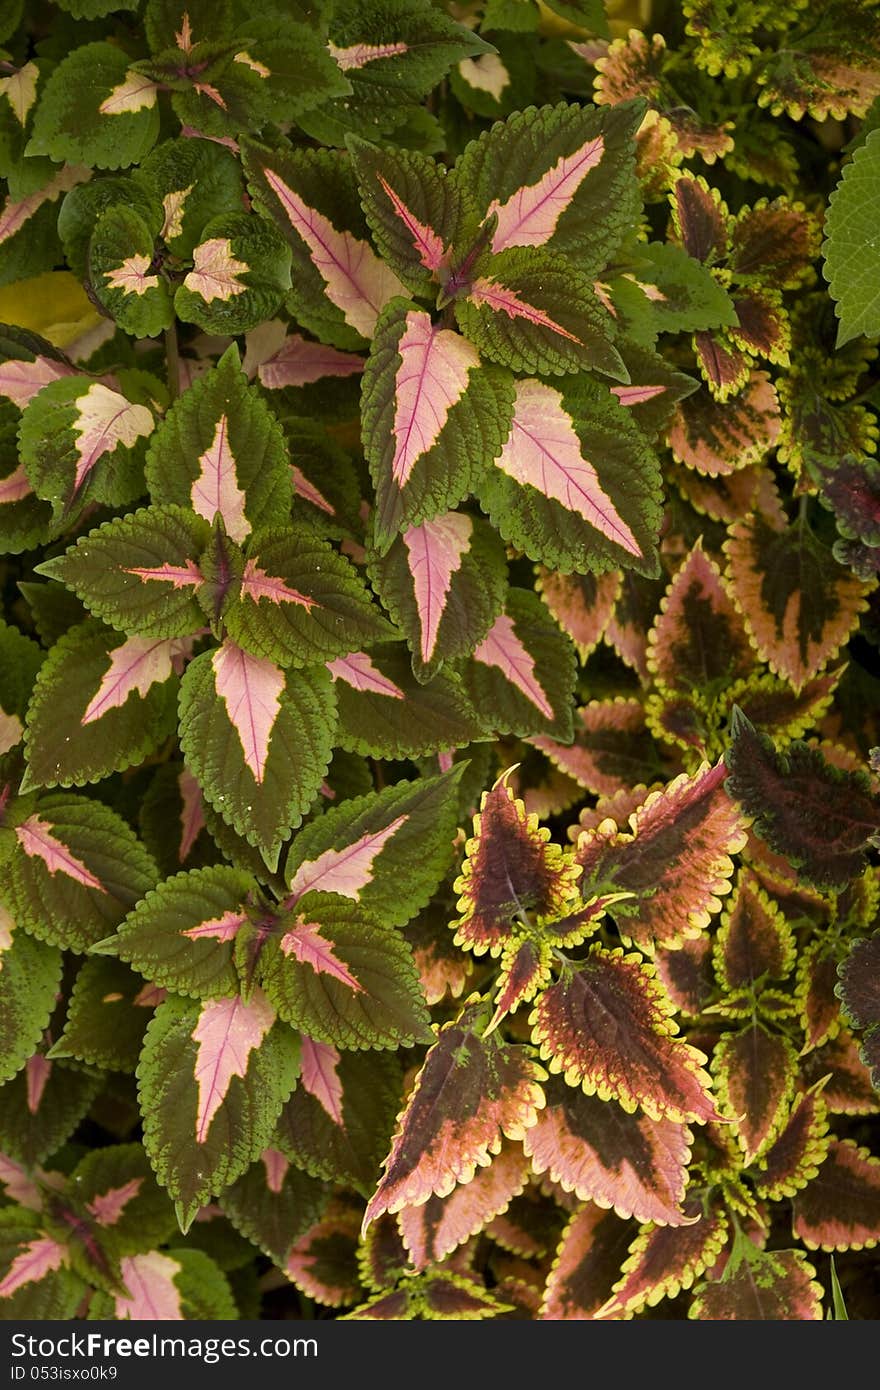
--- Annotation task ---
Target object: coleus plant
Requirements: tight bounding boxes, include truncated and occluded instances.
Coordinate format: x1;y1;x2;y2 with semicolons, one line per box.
0;0;879;1324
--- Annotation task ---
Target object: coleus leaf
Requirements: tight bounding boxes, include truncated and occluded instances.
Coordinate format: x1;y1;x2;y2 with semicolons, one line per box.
242;140;406;349
220;1149;326;1269
823;128;880;347
725;510;869;692
368;511;507;681
654;937;715;1019
599;1204;729;1317
817;454;880;550
632;241;737;336
452;769;581;958
284;1199;362;1308
50;956;162;1073
689;1248;823;1321
669;371;781;478
174;211;292;335
476;376;662;576
453;99;644;272
138;990;300;1231
540;1205;636;1321
145;345;291;544
65;1142;177;1258
646;540;753;694
753;1084;831;1202
756;2;880;123
361;299;514;550
524;1075;693;1225
836;932;880;1090
726;668;841;747
0;916;62;1085
330;645;484;758
791;1139;880;1252
259;891;433;1049
363;999;546;1228
135;135;245;259
399;1144;529;1273
610;342;698;438
23;620;185;788
793;939;842;1055
0;1211;85;1319
89;205;174;339
725;709;880;891
536;698;664;798
536;568;620;663
0;168;91;291
27;42;160;170
712;1024;799;1164
178;645;337;868
58;173;160;282
713;870;795;993
1;792;158;952
0;617;42;756
462;588;576;741
0;1056;102;1167
529;946;720;1123
800;1029;879;1117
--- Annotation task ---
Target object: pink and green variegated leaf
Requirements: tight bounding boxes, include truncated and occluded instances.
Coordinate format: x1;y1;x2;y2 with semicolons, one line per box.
725;511;870;692
610;343;698;440
67;1143;176;1258
800;1030;880;1116
535;698;662;798
108;1247;236;1321
89;205;173;340
654;937;715;1019
285;1201;363;1308
331;644;484;758
797;940;844;1054
369;511;507;681
536;568;621;664
101;864;253;1001
27;40;159;171
836;932;880;1090
524;1075;693;1225
145;345;291;545
669;372;781;478
0;329;74;412
285;765;466;929
453;100;644;271
18;376;154;524
488;938;554;1032
0;1214;84;1320
606;571;668;683
477;377;662;576
713;870;795;994
173;212;291;336
260;892;432;1050
363;1000;546;1228
541;1206;636;1320
138;991;300;1232
712;1023;799;1164
242;141;406;348
753;1084;831;1201
247;326;363;397
452;770;582;958
792;1140;880;1252
224;524;394;669
463;588;576;742
361;299;514;550
725;710;880;891
726;668;841;746
49;956;161;1074
0;911;61;1086
22;620;185;789
689;1248;822;1321
178;646;336;868
137;761;214;878
599;1205;729;1317
1;792;157;953
399;1144;530;1272
456;247;627;381
36;506;209;640
0;1052;102;1168
404;899;472;1008
273;1046;401;1197
647;541;753;695
573;761;747;952
220;1150;326;1268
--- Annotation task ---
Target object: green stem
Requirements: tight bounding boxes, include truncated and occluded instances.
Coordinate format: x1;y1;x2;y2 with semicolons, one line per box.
164;321;180;402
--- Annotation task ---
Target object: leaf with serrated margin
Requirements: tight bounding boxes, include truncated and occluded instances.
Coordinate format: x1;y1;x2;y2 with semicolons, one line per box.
284;765;466;930
36;506;209;639
654;937;715;1019
145;344;290;544
454;99;643;271
261;891;432;1050
242;139;406;348
0;1212;85;1319
725;709;880;890
102;1247;236;1320
647;540;753;694
536;568;620;664
58;174;160;282
817;455;880;550
725;510;870;692
823;129;880;346
273;1045;401;1197
134;135;244;259
670;371;780;480
463;587;576;742
399;1145;529;1273
635;242;737;335
137;991;299;1232
220;1150;326;1268
477;376;662;576
611;343;698;438
331;645;484;758
23;620;184;789
453;770;581;958
536;698;662;798
0;917;61;1085
541;1206;635;1320
369;511;507;681
753;1084;830;1201
90;205;173;338
0;618;42;759
104;864;254;1001
836;931;880;1090
67;1142;177;1258
599;1204;729;1317
363;999;545;1229
726;668;841;746
791;1139;880;1251
178;646;336;868
524;1075;693;1226
713;870;795;993
690;1247;822;1320
50;957;161;1073
361;298;514;551
1;792;158;952
0;1057;102;1166
285;1200;362;1307
174;211;292;335
712;1023;798;1164
530;946;720;1123
800;1030;878;1116
26;43;159;170
224;524;395;668
797;941;845;1055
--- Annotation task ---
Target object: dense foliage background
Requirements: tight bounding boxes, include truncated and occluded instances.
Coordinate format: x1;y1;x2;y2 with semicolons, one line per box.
0;0;879;1321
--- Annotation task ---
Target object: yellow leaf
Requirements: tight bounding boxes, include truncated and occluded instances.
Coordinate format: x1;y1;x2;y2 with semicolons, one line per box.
0;271;104;349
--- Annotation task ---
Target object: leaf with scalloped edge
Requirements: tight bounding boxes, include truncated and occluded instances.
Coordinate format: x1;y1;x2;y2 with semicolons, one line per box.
260;891;432;1050
273;1043;401;1196
689;1247;823;1321
488;938;554;1032
0;1211;86;1319
49;956;161;1073
836;931;880;1090
138;990;299;1232
1;792;157;953
363;999;545;1229
629;243;737;343
89;205;173;338
712;1023;798;1164
62;1142;176;1260
524;1075;692;1226
453;770;581;958
725;710;880;891
726;668;841;746
606;570;667;682
399;1144;529;1272
654;937;715;1019
573;761;747;952
462;588;576;742
173;211;291;335
284;1199;362;1307
477;375;662;577
753;1083;830;1201
541;1205;635;1320
599;1203;728;1317
728;286;791;367
145;345;290;544
361;299;514;551
792;1139;880;1252
669;372;781;478
757;3;880;123
817;455;880;552
369;511;506;681
725;511;870;693
800;1030;879;1116
330;645;484;758
531;946;720;1123
26;42;159;170
0;1050;102;1167
647;541;752;695
0;618;42;755
536;568;620;664
535;698;662;798
220;1149;327;1269
797;939;844;1055
713;870;795;994
0;918;61;1085
134;135;245;260
178;645;336;868
404;899;472;1008
0;169;91;290
610;343;698;439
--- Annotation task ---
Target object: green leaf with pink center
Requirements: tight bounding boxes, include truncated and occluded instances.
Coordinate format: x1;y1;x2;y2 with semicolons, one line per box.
330;644;484;758
174;211;291;335
0;912;62;1086
462;588;576;741
220;1149;327;1268
89;204;173;338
